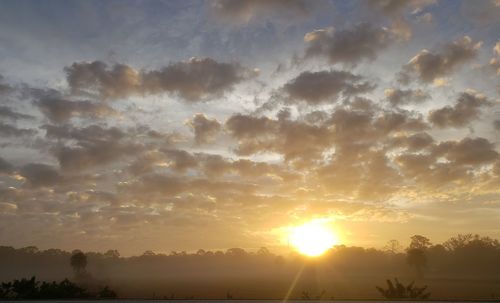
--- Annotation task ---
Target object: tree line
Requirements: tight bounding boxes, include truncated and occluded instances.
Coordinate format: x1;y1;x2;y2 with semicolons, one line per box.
0;233;499;300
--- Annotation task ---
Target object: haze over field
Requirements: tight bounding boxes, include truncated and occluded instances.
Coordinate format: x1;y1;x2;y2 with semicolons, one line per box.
0;0;499;267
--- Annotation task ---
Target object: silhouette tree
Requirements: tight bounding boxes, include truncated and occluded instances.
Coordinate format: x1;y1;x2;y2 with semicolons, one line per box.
406;248;427;278
104;249;120;258
409;235;432;250
11;276;38;299
70;251;87;276
376;278;430;299
0;277;98;299
384;240;403;254
99;286;118;299
226;248;247;257
257;247;271;256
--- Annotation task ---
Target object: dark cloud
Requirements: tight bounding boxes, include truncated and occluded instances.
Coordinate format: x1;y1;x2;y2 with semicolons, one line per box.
0;106;33;121
283;70;375;104
0;75;13;95
225;113;332;164
318;148;401;199
34;91;117;123
162;149;198;172
55;140;142;172
384;88;430;106
396;154;471;188
494;119;500;131
428;90;492;128
0;123;36;137
65;61;139;100
211;0;315;23
196;153;298;181
124;174;257;198
434;137;499;166
226;106;428;167
373;110;428;133
43;124;142;171
304;23;396;66
328;107;427;144
66;58;257;101
127;151;164;176
398;36;482;84
0;156;13;174
186;114;221;145
225;114;277;140
394;137;498;189
43;124;125;142
389;132;435;151
19;163;62;187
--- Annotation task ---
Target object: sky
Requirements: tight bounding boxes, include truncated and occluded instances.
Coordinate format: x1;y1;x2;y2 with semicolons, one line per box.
0;0;499;256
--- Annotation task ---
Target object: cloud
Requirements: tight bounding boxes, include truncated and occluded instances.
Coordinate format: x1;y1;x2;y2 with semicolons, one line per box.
226;105;428;168
0;106;33;121
0;123;36;137
225;113;331;164
434;137;499;166
65;58;257;101
162;149;198;172
388;132;435;151
373;110;428;133
428;90;492;128
19;163;62;188
55;143;138;172
34;90;117;123
317;149;401;199
304;23;396;66
488;42;500;75
210;0;315;23
388;18;413;41
368;0;437;16
123;174;257;198
384;88;430;106
283;70;375;104
461;0;500;24
186;114;221;145
0;156;13;174
0;75;13;95
396;153;471;188
196;153;298;181
127;151;165;176
65;61;140;100
329;107;427;144
43;124;143;171
494;119;500;131
398;36;482;83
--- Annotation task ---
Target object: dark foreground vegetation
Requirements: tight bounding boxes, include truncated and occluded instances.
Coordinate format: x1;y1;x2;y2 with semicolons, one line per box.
0;276;116;300
376;279;430;299
0;249;117;300
1;234;499;300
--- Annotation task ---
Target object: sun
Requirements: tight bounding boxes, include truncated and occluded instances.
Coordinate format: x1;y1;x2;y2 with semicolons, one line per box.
289;220;339;257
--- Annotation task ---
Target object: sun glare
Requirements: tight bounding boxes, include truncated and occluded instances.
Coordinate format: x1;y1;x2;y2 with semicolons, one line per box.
289;220;339;257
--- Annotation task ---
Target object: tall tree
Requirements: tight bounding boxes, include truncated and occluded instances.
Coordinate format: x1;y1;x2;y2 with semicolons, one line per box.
406;248;427;279
409;235;432;250
70;251;87;276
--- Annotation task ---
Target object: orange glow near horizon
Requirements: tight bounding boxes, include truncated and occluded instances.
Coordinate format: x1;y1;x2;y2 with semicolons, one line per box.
288;220;340;257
